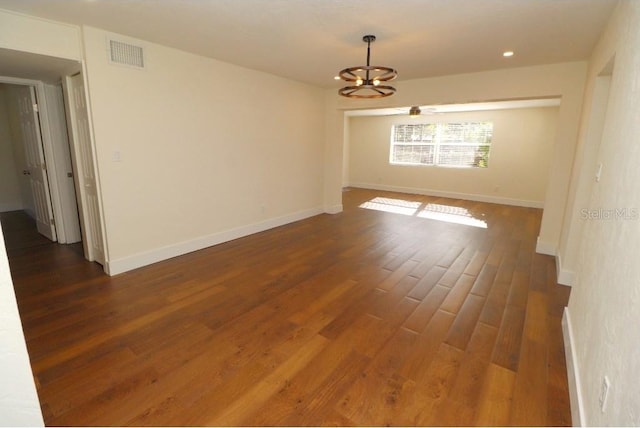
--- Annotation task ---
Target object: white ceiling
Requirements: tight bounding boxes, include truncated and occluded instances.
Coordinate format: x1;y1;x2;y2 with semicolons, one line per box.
0;0;618;88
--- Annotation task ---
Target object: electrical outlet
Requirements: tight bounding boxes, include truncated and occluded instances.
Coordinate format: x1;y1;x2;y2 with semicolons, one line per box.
599;376;611;413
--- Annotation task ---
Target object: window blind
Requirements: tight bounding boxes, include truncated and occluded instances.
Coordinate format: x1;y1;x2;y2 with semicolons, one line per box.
390;122;493;168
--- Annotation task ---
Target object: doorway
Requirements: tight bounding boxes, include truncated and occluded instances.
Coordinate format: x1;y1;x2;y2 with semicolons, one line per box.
0;72;106;268
0;80;82;245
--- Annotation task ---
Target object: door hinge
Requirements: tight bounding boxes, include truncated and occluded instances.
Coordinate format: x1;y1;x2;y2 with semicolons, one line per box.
33;103;39;113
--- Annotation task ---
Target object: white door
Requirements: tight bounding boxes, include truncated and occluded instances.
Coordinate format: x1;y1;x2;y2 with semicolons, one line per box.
16;86;57;241
44;83;82;244
67;73;105;265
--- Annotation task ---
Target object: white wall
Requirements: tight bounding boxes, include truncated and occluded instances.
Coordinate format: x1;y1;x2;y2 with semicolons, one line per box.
0;85;23;212
347;107;558;207
0;224;44;427
556;73;611;286
81;27;326;273
563;1;640;425
325;62;587;256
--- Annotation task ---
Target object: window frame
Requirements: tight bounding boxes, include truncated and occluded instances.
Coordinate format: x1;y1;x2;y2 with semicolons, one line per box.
389;121;493;169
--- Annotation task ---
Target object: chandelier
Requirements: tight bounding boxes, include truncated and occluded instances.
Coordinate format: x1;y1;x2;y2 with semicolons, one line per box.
338;35;398;98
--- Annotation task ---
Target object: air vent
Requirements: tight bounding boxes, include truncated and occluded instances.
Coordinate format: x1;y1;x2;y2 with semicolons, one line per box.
108;39;145;69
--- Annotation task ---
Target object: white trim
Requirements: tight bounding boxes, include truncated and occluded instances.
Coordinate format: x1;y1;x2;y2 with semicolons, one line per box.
324;204;343;214
536;237;557;256
105;206;324;276
348;182;544;208
35;81;66;242
563;307;586;426
0;75;45;87
556;253;575;286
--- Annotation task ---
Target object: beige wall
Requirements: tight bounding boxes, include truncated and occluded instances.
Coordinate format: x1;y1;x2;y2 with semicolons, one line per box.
0;85;23;212
347;107;558;207
325;62;587;255
0;84;34;217
0;8;81;60
0;10;73;424
342;116;350;187
81;27;326;273
4;5;636;426
563;1;640;425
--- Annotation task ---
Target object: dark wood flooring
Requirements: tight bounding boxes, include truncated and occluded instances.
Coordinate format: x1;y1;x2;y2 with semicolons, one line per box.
2;188;572;426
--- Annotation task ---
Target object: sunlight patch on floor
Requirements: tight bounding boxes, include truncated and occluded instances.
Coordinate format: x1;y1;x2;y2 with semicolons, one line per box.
417;203;487;228
359;197;487;228
359;197;422;216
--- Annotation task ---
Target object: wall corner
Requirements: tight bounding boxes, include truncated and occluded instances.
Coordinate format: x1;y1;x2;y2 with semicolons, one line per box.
556;252;575;286
563;307;586;427
324;204;343;215
536;236;557;256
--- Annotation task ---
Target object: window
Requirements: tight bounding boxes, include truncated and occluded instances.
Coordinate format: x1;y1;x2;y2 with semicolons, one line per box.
390;122;493;168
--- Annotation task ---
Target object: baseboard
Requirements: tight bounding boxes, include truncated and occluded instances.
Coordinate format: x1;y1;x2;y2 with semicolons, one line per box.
105;206;324;276
556;253;575;286
348;182;544;209
324;204;343;214
536;237;557;256
562;307;585;426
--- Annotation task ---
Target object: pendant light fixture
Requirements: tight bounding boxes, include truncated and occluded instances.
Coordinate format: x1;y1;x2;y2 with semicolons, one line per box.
409;106;421;117
338;35;398;98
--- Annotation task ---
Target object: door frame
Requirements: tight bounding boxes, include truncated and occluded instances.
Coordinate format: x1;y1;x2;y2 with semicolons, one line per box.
0;73;108;269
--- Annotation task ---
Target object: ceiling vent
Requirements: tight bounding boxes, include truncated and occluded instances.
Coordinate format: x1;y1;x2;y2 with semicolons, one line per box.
108;39;145;69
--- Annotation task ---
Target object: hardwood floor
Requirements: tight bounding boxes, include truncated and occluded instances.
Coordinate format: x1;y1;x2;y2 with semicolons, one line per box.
3;188;572;426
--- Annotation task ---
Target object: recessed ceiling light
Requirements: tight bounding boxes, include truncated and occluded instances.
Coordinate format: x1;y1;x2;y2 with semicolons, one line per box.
503;51;514;57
